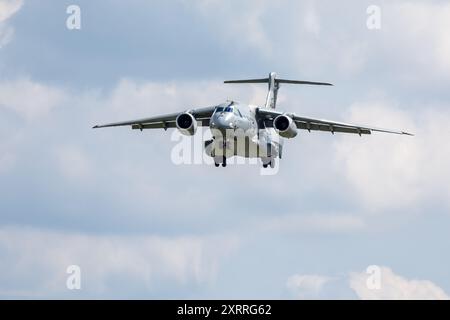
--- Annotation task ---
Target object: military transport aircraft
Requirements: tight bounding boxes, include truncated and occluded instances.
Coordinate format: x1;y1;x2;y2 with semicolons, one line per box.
93;72;413;168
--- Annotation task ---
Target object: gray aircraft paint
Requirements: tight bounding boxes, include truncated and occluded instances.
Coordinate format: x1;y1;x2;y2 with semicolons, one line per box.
93;72;413;168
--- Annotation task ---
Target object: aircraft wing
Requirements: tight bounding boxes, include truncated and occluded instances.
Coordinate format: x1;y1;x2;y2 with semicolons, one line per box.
93;106;216;130
257;108;413;136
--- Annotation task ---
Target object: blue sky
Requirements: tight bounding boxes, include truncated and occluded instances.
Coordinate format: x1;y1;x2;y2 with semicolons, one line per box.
0;0;450;299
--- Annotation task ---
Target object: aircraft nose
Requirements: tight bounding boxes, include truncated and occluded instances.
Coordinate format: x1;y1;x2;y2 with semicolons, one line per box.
211;115;234;130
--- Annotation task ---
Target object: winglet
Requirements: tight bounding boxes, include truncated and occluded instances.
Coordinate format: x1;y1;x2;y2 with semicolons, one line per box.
402;131;414;136
92;125;100;129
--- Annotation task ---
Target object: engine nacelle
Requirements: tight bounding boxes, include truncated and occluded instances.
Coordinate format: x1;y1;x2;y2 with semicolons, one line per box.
273;114;298;138
176;112;198;136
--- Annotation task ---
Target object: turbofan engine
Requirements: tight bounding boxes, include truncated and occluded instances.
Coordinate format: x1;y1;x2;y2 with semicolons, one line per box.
176;112;198;136
273;114;298;138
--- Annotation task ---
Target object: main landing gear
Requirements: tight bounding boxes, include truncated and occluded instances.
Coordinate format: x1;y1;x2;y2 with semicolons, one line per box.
214;140;227;168
262;159;276;169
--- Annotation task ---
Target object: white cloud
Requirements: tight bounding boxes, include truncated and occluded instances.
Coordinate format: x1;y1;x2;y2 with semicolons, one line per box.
258;213;366;234
2;76;449;217
0;24;13;47
1;0;450;300
336;42;368;75
287;274;333;299
0;226;238;298
3;76;448;219
386;2;450;77
185;0;272;55
334;101;450;212
186;1;450;81
350;266;450;300
0;78;66;175
0;0;23;48
303;4;321;37
0;0;22;22
287;267;449;300
104;78;266;120
0;150;14;173
55;146;92;182
0;78;66;120
0;118;23;174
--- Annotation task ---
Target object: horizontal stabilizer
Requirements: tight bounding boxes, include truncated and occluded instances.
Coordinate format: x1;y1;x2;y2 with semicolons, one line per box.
224;78;333;86
224;72;332;109
277;79;332;86
224;78;269;84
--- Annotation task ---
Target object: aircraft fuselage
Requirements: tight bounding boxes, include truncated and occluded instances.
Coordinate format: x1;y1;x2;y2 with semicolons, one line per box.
205;101;281;167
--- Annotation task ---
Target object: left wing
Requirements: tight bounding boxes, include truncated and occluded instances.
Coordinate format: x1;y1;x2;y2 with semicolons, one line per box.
93;106;216;130
257;108;413;136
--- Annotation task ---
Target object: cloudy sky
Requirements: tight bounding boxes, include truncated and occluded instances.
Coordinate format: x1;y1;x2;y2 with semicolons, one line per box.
0;0;450;299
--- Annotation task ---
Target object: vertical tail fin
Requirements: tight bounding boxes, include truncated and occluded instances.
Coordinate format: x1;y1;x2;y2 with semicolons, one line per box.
224;72;333;110
224;72;279;109
265;72;278;109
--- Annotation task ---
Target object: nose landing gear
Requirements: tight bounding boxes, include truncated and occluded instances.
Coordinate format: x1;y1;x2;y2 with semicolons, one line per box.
262;158;276;169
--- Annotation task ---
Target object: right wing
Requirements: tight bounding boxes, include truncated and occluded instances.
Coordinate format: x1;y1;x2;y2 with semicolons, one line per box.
93;106;216;130
257;108;413;136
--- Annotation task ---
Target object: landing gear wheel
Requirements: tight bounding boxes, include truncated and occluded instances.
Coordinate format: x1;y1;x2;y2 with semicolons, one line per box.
214;163;220;167
222;156;227;167
270;159;275;168
263;164;268;168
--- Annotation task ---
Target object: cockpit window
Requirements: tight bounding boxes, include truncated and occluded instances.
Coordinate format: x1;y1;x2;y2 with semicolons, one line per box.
215;104;240;115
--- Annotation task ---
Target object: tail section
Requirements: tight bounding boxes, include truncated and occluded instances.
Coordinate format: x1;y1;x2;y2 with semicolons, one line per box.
266;72;278;109
224;72;332;109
